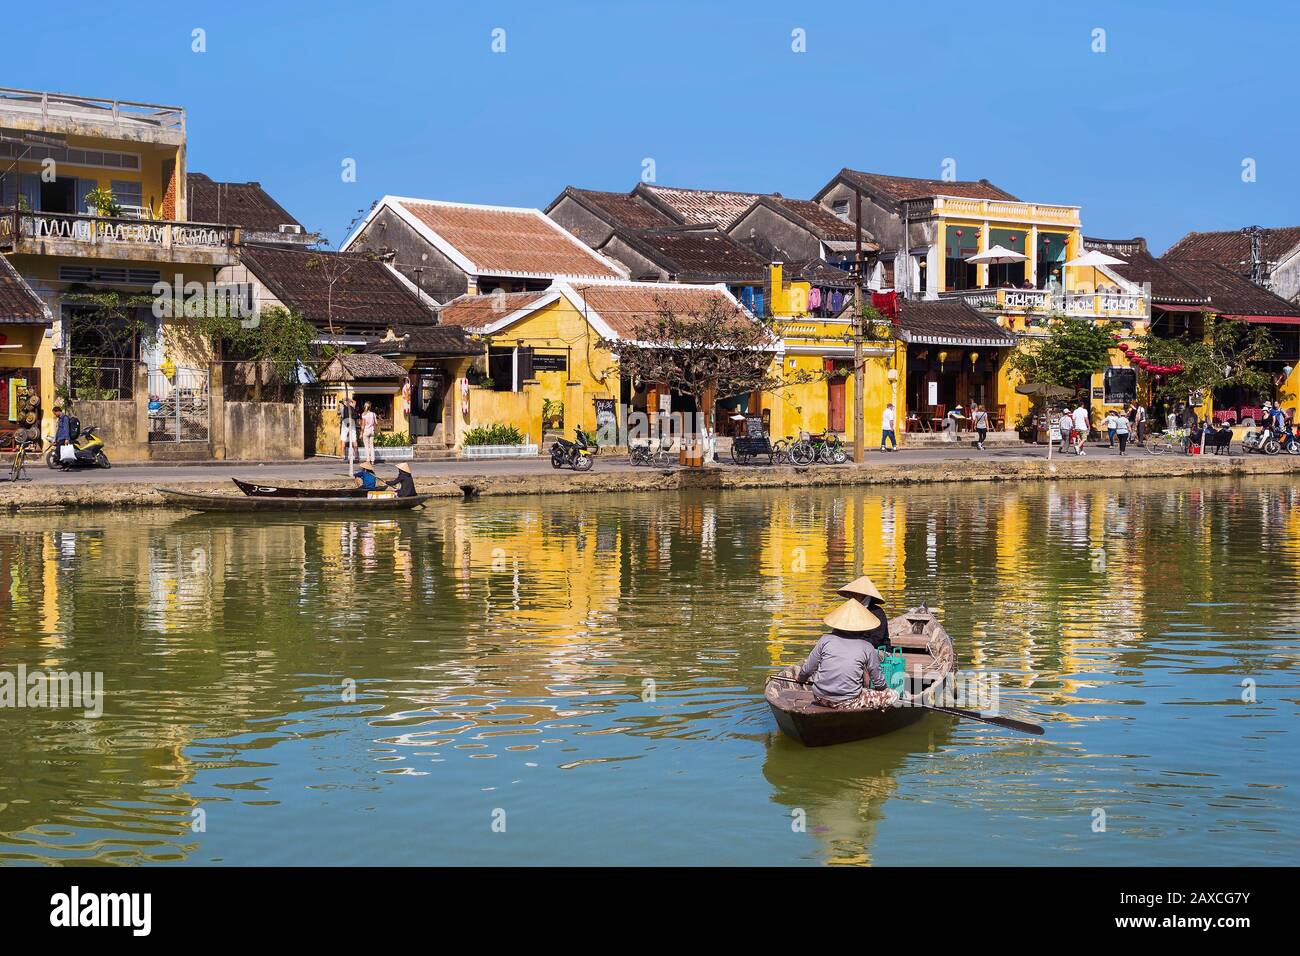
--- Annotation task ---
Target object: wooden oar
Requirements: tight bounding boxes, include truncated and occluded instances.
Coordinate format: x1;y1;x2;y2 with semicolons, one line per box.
766;676;1044;737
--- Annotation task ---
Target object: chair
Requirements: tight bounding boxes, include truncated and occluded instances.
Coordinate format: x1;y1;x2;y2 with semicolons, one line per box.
994;404;1007;431
928;404;947;432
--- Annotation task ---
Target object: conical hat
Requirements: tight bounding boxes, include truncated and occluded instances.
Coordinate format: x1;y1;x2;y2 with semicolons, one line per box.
837;575;883;602
823;598;881;633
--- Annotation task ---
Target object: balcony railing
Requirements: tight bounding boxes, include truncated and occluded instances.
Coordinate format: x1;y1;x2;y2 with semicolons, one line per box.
0;86;184;134
941;287;1148;320
916;195;1081;227
1;208;236;253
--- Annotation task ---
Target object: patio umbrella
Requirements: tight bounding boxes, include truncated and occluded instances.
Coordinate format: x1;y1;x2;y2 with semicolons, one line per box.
1015;382;1073;400
967;244;1030;287
1064;249;1127;292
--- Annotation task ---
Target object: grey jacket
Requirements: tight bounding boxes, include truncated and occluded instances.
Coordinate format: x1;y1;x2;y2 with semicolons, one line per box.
797;632;885;701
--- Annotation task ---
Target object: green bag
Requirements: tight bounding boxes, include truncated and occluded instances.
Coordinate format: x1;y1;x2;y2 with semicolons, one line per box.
879;645;907;695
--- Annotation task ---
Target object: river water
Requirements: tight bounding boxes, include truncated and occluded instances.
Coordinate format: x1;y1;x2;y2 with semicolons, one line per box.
1;478;1296;866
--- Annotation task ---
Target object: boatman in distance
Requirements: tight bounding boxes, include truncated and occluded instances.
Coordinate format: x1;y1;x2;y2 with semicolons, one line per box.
837;574;889;648
778;598;898;711
385;462;417;498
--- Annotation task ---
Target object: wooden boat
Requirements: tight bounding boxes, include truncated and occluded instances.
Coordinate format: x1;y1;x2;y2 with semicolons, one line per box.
765;606;956;747
232;477;365;499
158;487;430;513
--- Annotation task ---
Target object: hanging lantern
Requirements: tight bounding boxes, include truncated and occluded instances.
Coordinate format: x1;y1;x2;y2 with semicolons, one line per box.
969;352;979;364
938;351;948;364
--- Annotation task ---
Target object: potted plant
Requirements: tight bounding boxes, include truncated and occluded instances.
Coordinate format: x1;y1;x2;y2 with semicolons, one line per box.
372;430;414;461
84;186;123;218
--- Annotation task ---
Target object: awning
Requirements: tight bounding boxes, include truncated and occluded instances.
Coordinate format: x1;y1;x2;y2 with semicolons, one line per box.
898;331;1015;347
1223;314;1300;325
1153;302;1210;313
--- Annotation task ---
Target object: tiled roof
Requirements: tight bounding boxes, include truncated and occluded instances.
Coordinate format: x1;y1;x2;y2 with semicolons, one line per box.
1160;260;1300;318
366;325;478;356
896;299;1015;346
320;352;409;382
764;196;874;244
0;255;50;324
187;173;304;231
574;281;752;339
637;184;767;228
1084;237;1208;304
783;259;855;288
437;290;554;330
835;169;1019;204
554;187;678;230
1163;226;1300;274
395;199;625;279
614;225;769;283
240;245;436;333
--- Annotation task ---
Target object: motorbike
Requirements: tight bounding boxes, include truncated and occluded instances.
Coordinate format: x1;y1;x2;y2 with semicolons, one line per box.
1241;425;1282;456
45;426;112;470
550;427;596;471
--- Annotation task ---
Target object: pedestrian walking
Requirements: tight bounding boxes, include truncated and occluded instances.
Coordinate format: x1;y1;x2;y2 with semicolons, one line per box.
1072;403;1090;456
1104;410;1118;447
880;402;897;452
360;400;377;466
973;404;989;450
339;396;358;471
1115;410;1130;455
1132;402;1147;445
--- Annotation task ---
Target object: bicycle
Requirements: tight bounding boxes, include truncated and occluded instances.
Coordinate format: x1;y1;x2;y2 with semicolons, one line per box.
1145;429;1190;456
8;439;35;482
629;436;678;466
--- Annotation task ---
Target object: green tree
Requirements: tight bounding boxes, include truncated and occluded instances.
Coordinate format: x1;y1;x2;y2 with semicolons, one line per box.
1007;316;1117;393
1138;313;1276;405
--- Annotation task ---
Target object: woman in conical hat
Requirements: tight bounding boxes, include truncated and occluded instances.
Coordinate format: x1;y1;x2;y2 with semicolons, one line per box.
777;598;898;711
838;575;889;647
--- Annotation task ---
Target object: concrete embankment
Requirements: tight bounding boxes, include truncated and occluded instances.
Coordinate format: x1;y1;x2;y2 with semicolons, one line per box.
3;453;1299;513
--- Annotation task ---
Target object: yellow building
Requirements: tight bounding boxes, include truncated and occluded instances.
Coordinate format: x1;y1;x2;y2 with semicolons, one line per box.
0;85;238;458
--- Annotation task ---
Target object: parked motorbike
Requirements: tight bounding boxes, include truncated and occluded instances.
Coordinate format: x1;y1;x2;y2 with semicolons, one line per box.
1241;425;1281;456
45;426;112;470
550;428;595;471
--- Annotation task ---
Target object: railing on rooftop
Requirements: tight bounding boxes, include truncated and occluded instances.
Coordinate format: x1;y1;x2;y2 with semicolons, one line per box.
919;195;1081;227
0;86;184;133
940;287;1148;320
0;208;235;252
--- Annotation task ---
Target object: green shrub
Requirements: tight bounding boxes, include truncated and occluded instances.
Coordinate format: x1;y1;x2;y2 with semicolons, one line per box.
374;431;410;447
462;423;525;446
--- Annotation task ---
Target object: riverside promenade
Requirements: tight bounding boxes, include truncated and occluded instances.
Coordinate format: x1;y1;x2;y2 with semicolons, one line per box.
4;443;1298;512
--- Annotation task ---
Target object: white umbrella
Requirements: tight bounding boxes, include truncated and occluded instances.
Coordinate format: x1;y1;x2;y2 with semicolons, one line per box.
965;244;1029;265
1065;249;1127;291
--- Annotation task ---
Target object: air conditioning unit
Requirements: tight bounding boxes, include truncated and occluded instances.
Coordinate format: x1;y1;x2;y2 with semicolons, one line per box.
278;224;304;234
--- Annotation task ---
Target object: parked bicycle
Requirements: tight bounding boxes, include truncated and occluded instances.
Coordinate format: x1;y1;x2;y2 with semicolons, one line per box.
629;436;678;466
7;438;36;482
1145;428;1192;456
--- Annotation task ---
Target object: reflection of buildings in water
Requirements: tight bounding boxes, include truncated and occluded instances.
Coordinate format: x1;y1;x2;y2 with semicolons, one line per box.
761;721;951;866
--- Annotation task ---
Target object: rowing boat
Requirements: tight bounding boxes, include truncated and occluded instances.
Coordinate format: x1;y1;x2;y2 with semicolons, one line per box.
765;606;956;747
158;487;430;512
232;478;364;499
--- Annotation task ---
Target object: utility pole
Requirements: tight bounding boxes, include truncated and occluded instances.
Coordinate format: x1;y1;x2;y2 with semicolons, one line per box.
852;191;865;463
1244;225;1264;286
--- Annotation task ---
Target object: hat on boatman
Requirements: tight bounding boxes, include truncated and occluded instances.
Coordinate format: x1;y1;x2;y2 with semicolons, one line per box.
823;598;881;633
837;574;883;602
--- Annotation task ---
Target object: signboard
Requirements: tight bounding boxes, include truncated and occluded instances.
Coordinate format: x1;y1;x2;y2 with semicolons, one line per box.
927;381;939;407
1092;387;1104;400
593;398;617;433
1050;426;1062;442
532;353;567;372
744;414;765;438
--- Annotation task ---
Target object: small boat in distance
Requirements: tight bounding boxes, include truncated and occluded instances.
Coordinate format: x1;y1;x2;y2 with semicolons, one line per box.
765;607;956;747
158;487;430;513
232;478;364;499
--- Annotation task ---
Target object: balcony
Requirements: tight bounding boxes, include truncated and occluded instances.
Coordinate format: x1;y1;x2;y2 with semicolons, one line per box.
0;208;238;266
0;86;184;146
940;287;1149;323
905;195;1081;228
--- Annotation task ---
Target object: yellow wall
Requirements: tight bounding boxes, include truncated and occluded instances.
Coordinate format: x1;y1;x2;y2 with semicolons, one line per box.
0;324;56;436
6;132;182;220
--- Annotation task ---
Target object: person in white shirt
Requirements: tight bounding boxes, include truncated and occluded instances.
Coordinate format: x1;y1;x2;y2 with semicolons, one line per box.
1114;410;1130;455
1058;408;1074;452
972;405;989;450
880;403;897;452
1103;411;1118;447
1072;404;1090;456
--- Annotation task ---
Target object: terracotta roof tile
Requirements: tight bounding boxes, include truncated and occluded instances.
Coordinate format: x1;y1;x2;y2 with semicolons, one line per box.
837;169;1019;204
575;282;752;339
397;199;624;279
765;196;871;243
320;352;409;381
896;299;1015;345
638;184;767;228
1160;260;1300;318
0;256;50;324
1084;237;1208;304
240;245;435;333
560;187;678;230
366;325;478;356
437;290;554;331
188;173;304;231
1163;226;1300;274
615;226;769;283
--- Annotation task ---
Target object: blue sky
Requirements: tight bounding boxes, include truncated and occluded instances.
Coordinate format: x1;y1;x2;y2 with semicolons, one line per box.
14;0;1297;251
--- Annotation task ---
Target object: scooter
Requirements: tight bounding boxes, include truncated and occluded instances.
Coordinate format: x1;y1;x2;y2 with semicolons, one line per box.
45;426;112;470
1241;425;1281;455
550;428;595;471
